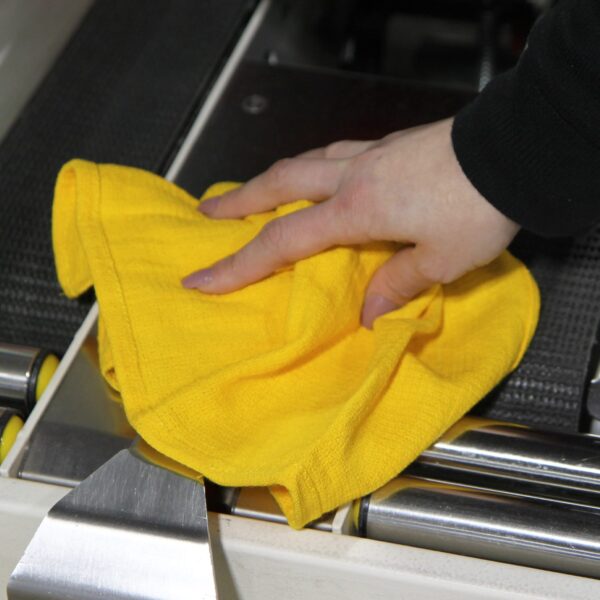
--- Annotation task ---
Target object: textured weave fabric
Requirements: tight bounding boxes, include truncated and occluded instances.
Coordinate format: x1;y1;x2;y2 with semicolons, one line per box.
53;160;539;528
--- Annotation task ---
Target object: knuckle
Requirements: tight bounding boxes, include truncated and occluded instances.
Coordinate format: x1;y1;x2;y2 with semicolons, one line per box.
352;147;383;168
378;254;452;303
337;177;369;209
328;200;352;237
209;253;242;289
413;255;448;285
261;219;288;253
220;253;241;277
265;158;293;190
380;266;409;300
335;179;371;230
324;140;351;158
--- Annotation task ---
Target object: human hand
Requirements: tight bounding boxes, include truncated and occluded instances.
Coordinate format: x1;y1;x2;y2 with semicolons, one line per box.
182;118;519;328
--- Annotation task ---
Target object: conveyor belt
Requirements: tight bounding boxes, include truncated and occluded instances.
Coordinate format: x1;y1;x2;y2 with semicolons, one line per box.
0;0;252;354
472;230;600;431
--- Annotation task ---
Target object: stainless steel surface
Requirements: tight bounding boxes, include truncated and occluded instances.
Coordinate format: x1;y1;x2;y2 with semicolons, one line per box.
8;441;218;600
228;486;334;532
364;476;600;579
18;331;135;486
0;344;37;404
411;417;600;506
19;422;131;487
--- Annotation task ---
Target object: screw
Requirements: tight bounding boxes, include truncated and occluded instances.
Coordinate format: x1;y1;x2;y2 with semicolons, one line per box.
242;94;269;115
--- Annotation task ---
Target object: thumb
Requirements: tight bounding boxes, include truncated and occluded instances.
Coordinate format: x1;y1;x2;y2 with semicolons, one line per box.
361;248;436;329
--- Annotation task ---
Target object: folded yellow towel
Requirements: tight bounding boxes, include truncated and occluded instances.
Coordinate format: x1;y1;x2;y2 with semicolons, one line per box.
53;159;539;528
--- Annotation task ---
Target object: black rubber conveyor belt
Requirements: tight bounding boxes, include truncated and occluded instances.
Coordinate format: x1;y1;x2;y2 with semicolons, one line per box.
472;229;600;432
0;0;251;354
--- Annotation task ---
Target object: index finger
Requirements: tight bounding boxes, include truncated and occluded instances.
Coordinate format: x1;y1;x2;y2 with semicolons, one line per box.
199;157;344;219
183;200;365;293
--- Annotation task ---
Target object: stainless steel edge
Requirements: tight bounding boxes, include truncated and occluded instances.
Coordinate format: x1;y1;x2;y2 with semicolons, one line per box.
8;444;216;600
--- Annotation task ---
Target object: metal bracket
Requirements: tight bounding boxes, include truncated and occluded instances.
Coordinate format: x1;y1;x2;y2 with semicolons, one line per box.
8;440;218;599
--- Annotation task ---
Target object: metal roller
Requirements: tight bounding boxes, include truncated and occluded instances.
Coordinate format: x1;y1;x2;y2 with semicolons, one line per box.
221;486;335;532
408;417;600;507
0;343;59;415
357;419;600;578
359;476;600;579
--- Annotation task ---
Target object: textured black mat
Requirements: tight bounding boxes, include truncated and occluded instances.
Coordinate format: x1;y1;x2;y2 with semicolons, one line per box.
179;61;600;432
471;229;600;431
0;0;251;354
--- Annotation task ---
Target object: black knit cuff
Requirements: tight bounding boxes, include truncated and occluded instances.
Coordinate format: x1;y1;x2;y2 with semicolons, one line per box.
452;69;600;238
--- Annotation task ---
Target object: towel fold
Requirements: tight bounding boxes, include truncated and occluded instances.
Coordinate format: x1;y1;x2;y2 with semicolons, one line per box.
53;159;539;528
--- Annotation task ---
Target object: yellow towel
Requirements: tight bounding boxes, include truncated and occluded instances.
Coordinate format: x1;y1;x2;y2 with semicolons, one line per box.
53;159;539;528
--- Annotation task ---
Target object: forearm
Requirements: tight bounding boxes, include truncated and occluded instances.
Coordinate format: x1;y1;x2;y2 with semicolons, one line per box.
452;0;600;238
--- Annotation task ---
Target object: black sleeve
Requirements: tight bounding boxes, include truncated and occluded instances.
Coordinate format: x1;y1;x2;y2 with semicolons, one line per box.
451;0;600;238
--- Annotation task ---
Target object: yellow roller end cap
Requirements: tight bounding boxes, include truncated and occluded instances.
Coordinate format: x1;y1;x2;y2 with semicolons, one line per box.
1;415;24;463
352;498;361;531
35;353;60;402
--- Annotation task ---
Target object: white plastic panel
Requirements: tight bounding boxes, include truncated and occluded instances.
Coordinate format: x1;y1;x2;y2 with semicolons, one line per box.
2;478;599;600
0;0;94;143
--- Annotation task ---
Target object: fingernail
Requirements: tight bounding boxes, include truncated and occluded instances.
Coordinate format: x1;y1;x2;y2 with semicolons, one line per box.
361;294;398;329
198;196;221;214
181;268;214;290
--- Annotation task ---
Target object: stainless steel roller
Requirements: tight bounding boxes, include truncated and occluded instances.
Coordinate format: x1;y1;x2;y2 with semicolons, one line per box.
408;417;600;507
0;343;59;415
222;486;335;532
360;476;600;579
356;418;600;578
